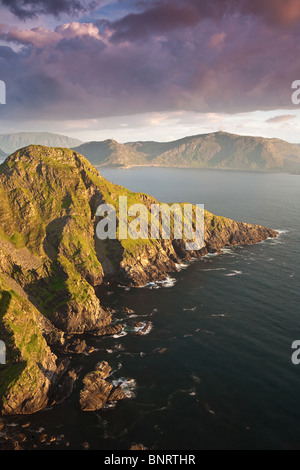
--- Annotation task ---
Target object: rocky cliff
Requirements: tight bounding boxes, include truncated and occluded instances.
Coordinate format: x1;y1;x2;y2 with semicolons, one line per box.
0;145;278;415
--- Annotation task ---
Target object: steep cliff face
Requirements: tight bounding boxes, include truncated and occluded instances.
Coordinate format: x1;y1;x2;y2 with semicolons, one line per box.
0;282;57;415
0;145;278;415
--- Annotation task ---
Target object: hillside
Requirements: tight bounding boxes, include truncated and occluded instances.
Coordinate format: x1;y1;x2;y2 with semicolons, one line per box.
72;139;147;167
73;131;300;172
0;145;277;416
0;132;82;155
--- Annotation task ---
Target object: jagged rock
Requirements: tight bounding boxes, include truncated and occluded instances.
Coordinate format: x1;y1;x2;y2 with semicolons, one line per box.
130;443;146;450
135;321;152;336
50;366;82;406
95;360;112;379
108;384;126;402
157;348;167;354
79;376;113;412
92;323;123;337
62;338;88;355
79;361;126;412
121;307;135;314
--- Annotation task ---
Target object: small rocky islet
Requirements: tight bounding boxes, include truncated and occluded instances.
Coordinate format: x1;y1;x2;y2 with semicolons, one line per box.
0;146;278;448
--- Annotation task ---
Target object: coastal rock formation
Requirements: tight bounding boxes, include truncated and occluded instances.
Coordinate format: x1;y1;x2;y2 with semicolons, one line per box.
0;145;278;415
79;361;126;411
50;366;83;406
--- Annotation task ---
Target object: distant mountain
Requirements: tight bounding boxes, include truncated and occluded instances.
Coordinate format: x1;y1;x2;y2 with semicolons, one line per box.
72;139;148;167
0;132;82;155
0;148;7;159
73;132;300;172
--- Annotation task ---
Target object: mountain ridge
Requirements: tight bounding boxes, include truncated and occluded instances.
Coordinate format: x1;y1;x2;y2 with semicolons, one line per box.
73;131;300;172
0;132;82;155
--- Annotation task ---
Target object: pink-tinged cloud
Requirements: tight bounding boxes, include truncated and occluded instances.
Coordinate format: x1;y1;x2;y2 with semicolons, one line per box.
6;26;61;47
0;0;300;124
208;32;226;49
56;22;102;40
243;0;300;26
266;114;296;123
2;22;103;47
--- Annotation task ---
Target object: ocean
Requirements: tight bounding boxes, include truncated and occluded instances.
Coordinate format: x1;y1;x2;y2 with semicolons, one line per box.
4;167;300;450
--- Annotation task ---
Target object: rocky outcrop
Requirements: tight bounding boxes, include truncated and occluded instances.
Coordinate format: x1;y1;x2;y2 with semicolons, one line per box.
0;286;58;415
172;214;277;261
79;361;126;411
50;365;83;406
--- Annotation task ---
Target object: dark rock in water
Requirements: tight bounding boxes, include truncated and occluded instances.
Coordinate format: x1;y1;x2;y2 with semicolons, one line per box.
92;323;123;337
135;321;152;336
79;377;113;412
121;307;135;314
130;443;146;450
108;383;126;402
50;358;71;391
62;337;88;354
79;361;126;411
157;347;168;354
95;360;112;379
50;366;83;406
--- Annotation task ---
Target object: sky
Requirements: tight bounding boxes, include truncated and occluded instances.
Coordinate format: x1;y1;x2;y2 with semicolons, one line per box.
1;0;300;143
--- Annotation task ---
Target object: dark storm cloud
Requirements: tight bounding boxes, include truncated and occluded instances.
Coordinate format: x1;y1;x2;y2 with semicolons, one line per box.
0;0;100;19
109;3;202;42
108;0;300;44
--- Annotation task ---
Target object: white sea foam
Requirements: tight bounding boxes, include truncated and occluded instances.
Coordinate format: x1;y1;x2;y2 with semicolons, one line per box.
160;276;176;287
134;321;153;335
139;276;176;289
191;373;201;384
201;267;226;272
220;248;235;255
203;252;219;258
175;262;189;271
103;402;117;409
224;270;242;277
264;228;288;245
112;377;137;399
196;328;215;335
112;331;128;338
118;284;131;291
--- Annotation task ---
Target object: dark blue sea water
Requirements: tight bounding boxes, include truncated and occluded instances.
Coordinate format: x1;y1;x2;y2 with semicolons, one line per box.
10;168;300;450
